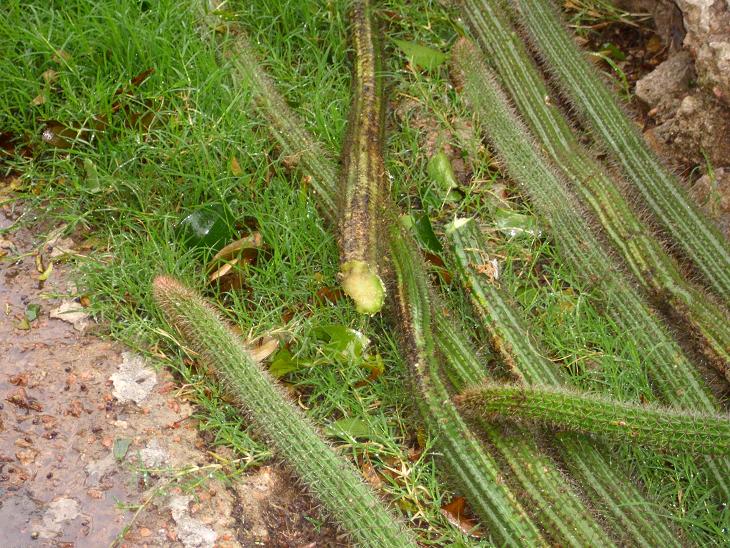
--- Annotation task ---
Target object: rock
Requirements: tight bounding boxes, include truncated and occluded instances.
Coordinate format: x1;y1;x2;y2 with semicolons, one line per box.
49;300;90;332
169;495;217;548
689;167;730;239
110;351;157;405
675;0;730;106
39;497;81;539
139;438;168;468
653;93;730;167
635;51;694;108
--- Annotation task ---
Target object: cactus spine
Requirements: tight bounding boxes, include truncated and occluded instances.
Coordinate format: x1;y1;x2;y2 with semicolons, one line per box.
446;217;682;546
451;38;730;499
460;0;730;380
337;0;387;314
227;30;577;545
152;276;416;547
514;0;730;301
456;382;730;454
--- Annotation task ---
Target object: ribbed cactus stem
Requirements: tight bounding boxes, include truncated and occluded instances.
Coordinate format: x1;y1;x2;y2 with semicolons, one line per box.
456;382;730;454
337;0;387;314
451;39;730;502
152;276;416;547
228;32;560;543
460;0;730;379
514;0;730;301
446;216;682;546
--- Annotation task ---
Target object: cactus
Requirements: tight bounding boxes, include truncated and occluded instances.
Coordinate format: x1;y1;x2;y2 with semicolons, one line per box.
451;38;730;501
456;382;730;454
446;217;682;546
337;0;387;314
152;276;416;547
513;0;730;301
223;27;620;545
459;0;730;380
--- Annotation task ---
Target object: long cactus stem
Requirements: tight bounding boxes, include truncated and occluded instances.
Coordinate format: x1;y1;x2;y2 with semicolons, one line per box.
456;382;730;454
514;0;730;300
434;316;617;547
446;217;682;546
451;37;730;500
152;276;416;547
388;222;547;546
460;0;730;379
226;31;570;544
337;0;387;314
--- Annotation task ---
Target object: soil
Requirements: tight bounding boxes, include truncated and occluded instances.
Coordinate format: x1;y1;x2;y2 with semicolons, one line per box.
0;206;342;547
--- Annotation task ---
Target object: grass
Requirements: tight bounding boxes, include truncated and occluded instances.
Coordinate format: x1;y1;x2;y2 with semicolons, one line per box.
1;0;727;544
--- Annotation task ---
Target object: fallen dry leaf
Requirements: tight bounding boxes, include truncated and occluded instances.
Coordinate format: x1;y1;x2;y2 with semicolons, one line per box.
50;300;90;332
440;496;483;538
248;336;279;363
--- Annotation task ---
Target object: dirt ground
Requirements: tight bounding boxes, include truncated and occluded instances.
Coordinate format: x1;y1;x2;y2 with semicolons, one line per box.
0;206;342;547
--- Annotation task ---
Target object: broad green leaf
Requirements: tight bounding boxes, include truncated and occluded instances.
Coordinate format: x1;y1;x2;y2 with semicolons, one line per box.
393;39;447;71
269;349;304;378
179;206;234;252
25;303;41;322
113;438;132;461
494;208;541;238
314;324;369;360
428;151;458;192
326;417;378;440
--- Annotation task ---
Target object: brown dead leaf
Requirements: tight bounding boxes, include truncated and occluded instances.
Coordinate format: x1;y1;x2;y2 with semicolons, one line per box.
52;49;72;63
248;336;279;363
230;155;243;176
9;373;29;386
360;460;384;490
31;94;47;106
440;496;483;538
41;69;58;84
6;388;43;412
210;232;262;264
66;399;84;417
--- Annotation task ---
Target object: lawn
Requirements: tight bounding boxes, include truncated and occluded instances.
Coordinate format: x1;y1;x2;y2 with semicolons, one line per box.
1;0;728;545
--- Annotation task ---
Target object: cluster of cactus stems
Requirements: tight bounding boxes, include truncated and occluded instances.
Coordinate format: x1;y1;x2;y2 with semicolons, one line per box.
196;4;730;544
225;22;625;547
151;276;416;547
514;0;730;300
446;217;682;546
337;0;387;314
455;382;730;454
460;0;730;380
450;38;730;501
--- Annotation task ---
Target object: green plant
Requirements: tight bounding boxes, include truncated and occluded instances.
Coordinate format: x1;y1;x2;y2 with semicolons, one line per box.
450;36;730;500
515;0;730;300
337;0;387;314
456;382;730;454
459;0;730;379
223;26;615;546
152;276;417;547
446;216;681;546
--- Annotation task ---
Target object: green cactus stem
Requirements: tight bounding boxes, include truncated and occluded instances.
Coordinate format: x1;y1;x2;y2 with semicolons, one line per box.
514;0;730;301
152;276;416;547
459;0;730;380
220;27;632;546
227;30;559;544
337;0;387;314
451;37;730;500
446;216;682;546
456;382;730;454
